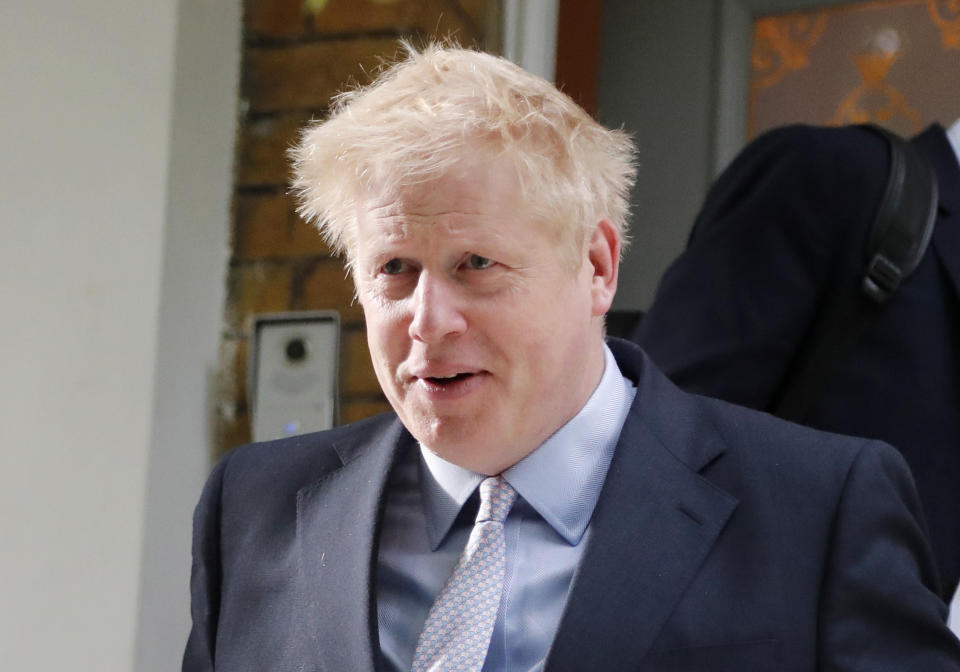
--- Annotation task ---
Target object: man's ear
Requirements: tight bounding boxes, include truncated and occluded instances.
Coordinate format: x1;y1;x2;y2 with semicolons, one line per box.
587;219;620;317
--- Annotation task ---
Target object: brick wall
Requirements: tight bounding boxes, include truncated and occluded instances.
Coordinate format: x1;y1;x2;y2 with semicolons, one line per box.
218;0;499;455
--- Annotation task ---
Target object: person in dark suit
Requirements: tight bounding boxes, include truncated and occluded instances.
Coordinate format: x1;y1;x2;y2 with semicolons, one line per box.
635;121;960;604
183;46;960;671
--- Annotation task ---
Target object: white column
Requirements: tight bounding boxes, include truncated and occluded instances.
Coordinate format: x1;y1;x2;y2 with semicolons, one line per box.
502;0;560;82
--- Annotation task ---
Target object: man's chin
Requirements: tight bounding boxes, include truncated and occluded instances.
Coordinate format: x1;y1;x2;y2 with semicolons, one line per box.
425;445;509;476
411;418;474;455
410;420;492;470
399;404;525;472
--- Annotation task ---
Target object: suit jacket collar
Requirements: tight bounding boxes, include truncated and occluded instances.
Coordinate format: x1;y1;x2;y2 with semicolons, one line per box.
914;124;960;298
296;416;415;672
544;339;738;671
294;340;739;672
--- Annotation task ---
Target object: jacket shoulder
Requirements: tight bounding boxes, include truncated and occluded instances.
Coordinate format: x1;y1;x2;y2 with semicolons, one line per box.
211;411;400;494
701;124;890;222
695;391;908;492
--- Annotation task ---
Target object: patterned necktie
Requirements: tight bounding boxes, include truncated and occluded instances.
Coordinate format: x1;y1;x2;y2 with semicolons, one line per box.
411;475;518;672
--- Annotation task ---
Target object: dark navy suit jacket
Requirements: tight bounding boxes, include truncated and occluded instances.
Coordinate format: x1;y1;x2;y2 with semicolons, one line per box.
636;124;960;599
183;339;959;671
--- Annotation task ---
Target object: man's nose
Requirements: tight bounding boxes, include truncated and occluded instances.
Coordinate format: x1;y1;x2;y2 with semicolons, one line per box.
408;273;468;343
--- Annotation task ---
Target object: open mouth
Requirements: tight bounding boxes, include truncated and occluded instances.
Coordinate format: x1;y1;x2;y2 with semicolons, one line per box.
424;372;475;386
410;366;488;396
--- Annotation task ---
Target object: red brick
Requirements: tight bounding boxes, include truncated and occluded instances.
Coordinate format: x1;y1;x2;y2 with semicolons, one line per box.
298;259;365;324
226;263;294;333
245;38;400;114
457;0;493;33
246;0;492;41
222;336;250;406
236;115;306;188
217;407;252;457
235;192;333;260
245;0;308;39
341;328;381;395
247;0;417;39
425;0;486;45
340;398;393;425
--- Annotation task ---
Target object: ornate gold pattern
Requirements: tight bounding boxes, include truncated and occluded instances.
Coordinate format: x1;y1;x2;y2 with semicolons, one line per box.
831;29;922;132
751;12;829;90
927;0;960;48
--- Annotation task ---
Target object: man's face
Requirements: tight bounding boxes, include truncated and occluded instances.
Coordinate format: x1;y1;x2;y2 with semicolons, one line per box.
352;157;617;474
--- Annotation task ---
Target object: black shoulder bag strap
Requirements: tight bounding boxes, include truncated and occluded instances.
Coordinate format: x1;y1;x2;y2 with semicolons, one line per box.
772;125;939;422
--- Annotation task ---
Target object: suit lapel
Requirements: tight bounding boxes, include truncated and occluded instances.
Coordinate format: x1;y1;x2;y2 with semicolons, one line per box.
933;207;960;300
297;418;413;672
545;345;738;671
915;126;960;298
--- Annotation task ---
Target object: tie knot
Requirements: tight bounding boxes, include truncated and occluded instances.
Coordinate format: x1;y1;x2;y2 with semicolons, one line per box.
476;476;517;523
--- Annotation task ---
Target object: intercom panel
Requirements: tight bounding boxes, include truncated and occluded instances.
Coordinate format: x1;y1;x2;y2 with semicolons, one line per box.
249;311;340;442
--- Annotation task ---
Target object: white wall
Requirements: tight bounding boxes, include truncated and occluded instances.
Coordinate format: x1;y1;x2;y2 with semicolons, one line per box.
600;0;721;310
0;1;239;670
502;0;559;82
133;0;240;669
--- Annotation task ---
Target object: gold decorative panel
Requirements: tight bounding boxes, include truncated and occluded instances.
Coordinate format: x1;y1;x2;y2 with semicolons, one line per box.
749;0;960;139
928;0;960;47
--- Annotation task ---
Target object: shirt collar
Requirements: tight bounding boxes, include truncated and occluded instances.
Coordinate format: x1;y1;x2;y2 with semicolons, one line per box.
419;448;484;550
419;344;637;549
947;118;960;167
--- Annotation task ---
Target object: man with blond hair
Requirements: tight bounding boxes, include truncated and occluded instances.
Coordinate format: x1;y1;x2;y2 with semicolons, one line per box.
183;45;960;671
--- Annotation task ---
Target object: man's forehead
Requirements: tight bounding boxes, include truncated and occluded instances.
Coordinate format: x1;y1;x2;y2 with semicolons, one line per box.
361;194;496;227
355;165;524;235
355;200;514;249
366;161;518;208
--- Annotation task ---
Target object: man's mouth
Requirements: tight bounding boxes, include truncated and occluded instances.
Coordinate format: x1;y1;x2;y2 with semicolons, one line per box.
424;373;475;385
412;369;487;394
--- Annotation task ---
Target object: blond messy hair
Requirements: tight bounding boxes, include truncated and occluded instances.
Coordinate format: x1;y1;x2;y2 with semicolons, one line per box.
290;42;637;264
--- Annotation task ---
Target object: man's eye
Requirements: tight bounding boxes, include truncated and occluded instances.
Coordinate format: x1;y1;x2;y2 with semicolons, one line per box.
466;254;495;270
382;259;407;275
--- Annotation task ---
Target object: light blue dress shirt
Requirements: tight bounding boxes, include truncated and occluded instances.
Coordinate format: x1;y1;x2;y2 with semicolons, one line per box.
376;345;637;671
